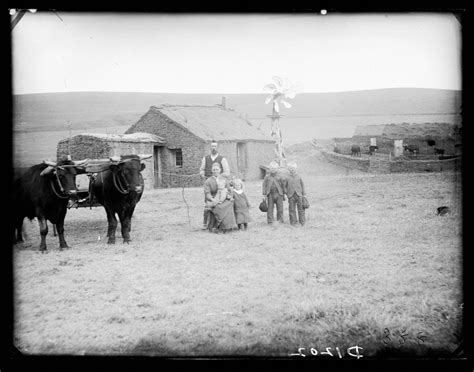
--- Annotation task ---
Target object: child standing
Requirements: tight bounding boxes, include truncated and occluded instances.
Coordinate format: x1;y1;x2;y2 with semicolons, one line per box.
285;161;306;226
262;161;286;224
231;178;252;230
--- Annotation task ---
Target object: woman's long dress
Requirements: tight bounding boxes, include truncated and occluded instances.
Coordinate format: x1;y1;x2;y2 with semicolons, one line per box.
211;200;237;231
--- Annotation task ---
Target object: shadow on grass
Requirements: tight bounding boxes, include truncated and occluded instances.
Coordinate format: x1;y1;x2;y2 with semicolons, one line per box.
374;345;458;358
132;335;299;357
66;218;107;234
132;337;221;357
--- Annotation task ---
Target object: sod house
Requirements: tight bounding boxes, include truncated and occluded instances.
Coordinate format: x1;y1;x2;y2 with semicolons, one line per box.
124;103;275;187
352;122;461;155
56;132;165;190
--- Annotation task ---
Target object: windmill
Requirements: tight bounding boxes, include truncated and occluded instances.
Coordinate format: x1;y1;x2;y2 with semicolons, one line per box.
263;76;300;165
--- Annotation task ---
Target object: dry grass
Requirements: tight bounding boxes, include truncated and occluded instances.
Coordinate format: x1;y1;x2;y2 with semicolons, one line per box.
12;144;463;358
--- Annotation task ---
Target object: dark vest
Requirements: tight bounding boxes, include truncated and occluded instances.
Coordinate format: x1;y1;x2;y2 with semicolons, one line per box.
204;155;223;178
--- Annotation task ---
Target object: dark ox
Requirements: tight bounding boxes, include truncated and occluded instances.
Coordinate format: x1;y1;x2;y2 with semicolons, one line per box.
403;144;419;155
369;145;378;155
351;145;361;157
91;154;151;244
13;159;87;252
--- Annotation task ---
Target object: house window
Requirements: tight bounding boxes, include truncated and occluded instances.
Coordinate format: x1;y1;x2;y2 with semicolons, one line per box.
171;149;183;167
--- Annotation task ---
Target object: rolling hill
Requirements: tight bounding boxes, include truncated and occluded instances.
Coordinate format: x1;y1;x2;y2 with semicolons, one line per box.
12;88;462;167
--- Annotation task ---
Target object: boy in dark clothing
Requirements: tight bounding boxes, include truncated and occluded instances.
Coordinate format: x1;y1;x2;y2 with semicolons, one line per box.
262;161;286;224
286;161;306;226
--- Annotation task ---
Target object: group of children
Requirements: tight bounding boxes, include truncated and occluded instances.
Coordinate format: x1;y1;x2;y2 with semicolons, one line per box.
204;160;306;232
262;160;307;226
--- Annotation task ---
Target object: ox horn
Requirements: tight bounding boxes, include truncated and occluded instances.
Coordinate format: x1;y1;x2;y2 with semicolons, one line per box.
138;154;152;160
40;165;55;176
43;159;57;167
110;156;121;162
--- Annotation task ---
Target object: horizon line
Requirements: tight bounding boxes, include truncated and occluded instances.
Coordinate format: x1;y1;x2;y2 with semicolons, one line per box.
12;87;462;96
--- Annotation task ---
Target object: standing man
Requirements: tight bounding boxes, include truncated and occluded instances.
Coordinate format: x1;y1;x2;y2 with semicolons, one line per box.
285;161;306;226
200;140;230;228
262;161;286;224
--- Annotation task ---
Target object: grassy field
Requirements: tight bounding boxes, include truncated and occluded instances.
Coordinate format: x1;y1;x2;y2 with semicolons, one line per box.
12;144;463;358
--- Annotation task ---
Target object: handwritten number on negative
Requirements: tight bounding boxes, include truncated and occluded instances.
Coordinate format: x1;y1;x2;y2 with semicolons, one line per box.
289;347;306;357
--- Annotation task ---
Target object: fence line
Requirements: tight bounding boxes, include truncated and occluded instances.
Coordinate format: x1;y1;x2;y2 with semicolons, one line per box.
152;171;203;227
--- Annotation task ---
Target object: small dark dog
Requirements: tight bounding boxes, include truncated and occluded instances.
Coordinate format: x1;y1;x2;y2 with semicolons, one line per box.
437;206;450;216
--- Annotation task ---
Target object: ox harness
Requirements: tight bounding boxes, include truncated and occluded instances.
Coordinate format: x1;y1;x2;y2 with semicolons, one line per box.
49;166;75;199
99;168;144;195
67;159;144;209
110;167;141;195
107;158;144;195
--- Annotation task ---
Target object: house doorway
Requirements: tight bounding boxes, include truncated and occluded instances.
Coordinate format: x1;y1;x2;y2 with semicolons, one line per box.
153;145;163;188
236;142;248;179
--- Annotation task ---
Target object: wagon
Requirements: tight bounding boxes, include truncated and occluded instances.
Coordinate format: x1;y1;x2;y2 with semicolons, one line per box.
67;159;119;209
67;173;101;209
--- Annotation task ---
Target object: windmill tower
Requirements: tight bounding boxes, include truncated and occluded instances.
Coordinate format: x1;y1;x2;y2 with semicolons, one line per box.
263;76;299;166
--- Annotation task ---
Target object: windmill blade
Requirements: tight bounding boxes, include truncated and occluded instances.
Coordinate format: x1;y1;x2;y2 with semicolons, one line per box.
265;95;274;105
281;100;292;109
293;81;304;94
272;76;284;89
279;77;297;98
263;83;277;93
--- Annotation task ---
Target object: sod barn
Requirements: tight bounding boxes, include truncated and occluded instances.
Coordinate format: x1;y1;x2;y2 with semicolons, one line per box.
124;103;275;187
318;122;462;174
351;122;462;156
56;132;165;190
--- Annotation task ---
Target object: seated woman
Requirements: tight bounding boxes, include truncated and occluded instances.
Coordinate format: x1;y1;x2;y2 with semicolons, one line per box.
205;176;228;208
204;162;237;233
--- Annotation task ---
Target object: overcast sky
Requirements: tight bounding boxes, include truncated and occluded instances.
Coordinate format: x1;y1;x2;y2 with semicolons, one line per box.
11;12;462;95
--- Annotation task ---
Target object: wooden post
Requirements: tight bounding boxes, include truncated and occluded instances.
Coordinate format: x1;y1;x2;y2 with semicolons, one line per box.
268;105;286;166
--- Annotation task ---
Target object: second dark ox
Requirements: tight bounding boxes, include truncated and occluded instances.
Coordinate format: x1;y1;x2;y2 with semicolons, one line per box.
91;154;151;244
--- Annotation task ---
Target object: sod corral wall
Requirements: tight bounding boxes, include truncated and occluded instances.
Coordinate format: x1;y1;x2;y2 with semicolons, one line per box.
319;148;460;173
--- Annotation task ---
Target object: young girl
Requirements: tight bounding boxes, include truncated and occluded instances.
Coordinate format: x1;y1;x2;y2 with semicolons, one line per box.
231;178;252;230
